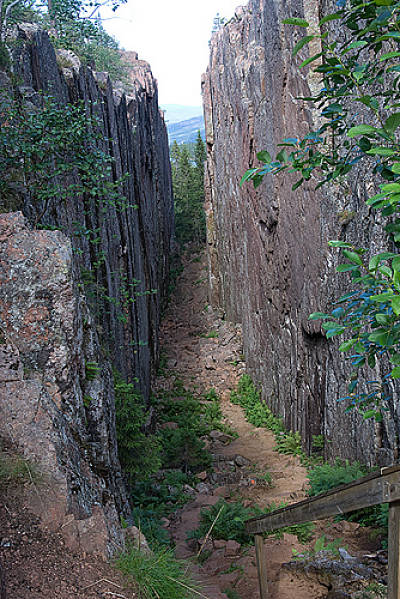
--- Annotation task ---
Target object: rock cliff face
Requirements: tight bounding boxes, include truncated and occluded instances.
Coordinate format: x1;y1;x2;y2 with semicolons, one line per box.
203;1;400;465
0;27;174;555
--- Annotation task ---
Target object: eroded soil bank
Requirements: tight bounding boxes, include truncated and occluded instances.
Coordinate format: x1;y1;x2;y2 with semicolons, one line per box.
155;249;384;599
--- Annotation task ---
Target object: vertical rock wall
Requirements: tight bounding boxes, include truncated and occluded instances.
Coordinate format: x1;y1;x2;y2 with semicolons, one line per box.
7;25;174;401
0;27;174;555
203;0;400;465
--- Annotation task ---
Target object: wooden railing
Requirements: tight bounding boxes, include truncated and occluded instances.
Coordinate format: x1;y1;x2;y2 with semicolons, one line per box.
245;464;400;599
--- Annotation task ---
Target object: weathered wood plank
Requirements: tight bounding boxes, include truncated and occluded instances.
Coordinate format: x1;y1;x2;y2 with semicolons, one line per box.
255;534;269;599
388;501;400;599
246;467;400;535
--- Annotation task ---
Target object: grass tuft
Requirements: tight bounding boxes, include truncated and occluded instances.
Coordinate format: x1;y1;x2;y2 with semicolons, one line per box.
116;545;201;599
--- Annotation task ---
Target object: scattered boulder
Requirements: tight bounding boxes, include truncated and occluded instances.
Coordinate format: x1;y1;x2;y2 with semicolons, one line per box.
196;482;211;494
235;454;250;467
225;539;241;557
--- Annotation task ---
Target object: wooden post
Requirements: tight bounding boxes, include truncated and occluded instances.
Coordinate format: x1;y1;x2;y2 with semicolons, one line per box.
388;500;400;599
255;534;268;599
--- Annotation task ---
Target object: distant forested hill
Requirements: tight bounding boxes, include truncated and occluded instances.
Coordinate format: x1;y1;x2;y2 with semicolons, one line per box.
167;116;205;145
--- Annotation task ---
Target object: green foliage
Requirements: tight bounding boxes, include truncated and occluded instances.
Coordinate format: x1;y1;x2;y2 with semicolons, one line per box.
114;370;160;481
156;381;236;472
355;583;387;599
159;427;211;473
274;431;302;455
116;545;200;599
130;471;195;549
241;0;400;416
307;459;388;545
292;534;344;559
231;375;285;434
190;499;314;545
0;451;39;488
224;590;243;599
189;499;262;545
0;94;127;218
307;459;368;496
171;132;206;246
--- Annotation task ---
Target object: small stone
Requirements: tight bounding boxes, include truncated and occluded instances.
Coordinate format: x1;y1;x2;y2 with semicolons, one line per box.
338;547;357;562
196;471;208;481
196;482;211;494
225;539;241;557
214;539;226;550
235;454;250;467
205;356;216;370
183;484;196;495
125;525;152;554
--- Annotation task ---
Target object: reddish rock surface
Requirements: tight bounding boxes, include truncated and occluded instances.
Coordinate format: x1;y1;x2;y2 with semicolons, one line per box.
202;0;400;465
0;213;127;557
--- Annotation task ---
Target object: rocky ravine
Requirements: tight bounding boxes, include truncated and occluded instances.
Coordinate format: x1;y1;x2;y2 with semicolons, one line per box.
155;250;384;599
0;27;173;557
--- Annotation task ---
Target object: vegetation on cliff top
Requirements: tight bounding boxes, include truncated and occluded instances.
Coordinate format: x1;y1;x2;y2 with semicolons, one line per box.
0;0;129;79
242;0;400;420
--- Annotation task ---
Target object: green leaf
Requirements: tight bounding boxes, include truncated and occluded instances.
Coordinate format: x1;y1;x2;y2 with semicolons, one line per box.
283;17;310;27
363;410;376;419
292;35;314;56
381;183;400;193
370;293;395;302
342;249;363;266
368;330;390;345
239;168;258;186
300;52;323;68
366;147;396;156
308;312;330;320
390;353;400;365
384;112;400;134
292;178;304;191
376;313;390;324
326;327;345;338
322;321;342;331
348;125;377;137
319;12;343;25
391;296;400;315
391;163;400;174
336;264;359;272
328;240;353;248
257;150;272;163
392;256;400;271
339;339;357;351
380;51;400;61
391;366;400;378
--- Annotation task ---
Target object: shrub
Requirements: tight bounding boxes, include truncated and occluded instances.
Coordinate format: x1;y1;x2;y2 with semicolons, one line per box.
307;459;368;497
0;452;39;488
114;370;160;481
116;545;200;599
189;499;314;546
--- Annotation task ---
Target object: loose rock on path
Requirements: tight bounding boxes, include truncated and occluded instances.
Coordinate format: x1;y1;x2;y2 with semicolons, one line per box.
155;249;336;599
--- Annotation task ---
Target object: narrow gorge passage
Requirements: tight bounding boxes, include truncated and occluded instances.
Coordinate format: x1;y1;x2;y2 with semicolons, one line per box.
154;249;356;599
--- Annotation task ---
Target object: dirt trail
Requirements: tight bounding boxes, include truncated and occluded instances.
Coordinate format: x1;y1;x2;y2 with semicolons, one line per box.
156;250;333;599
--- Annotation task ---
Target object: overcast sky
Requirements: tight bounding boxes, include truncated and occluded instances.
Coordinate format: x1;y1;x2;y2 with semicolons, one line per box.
102;1;243;106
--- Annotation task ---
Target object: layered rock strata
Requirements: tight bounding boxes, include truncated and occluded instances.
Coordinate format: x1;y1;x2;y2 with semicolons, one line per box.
0;28;174;555
203;1;399;464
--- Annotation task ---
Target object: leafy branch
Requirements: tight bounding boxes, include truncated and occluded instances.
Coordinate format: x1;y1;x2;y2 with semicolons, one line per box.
241;0;400;418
